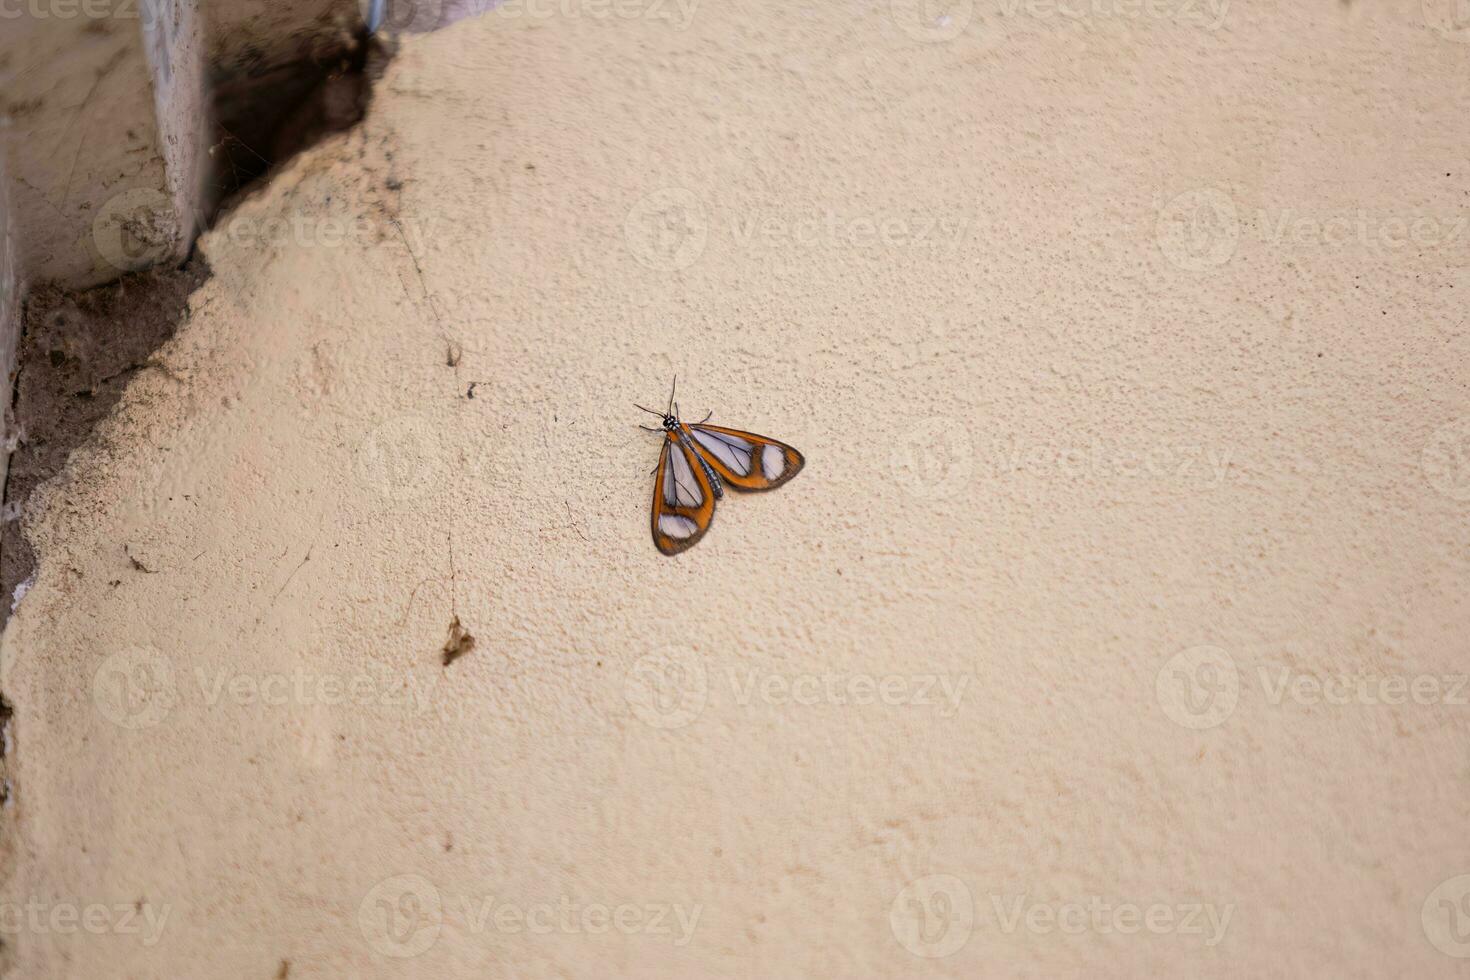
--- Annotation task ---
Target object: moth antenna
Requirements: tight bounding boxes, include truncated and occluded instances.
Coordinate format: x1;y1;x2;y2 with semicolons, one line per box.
633;403;664;417
667;376;677;416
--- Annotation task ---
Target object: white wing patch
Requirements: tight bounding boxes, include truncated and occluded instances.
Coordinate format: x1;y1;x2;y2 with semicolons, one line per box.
658;514;700;539
663;442;702;507
761;443;786;480
692;428;754;477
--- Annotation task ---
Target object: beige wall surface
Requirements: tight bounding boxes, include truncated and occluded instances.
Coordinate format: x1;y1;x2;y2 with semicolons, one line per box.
3;2;1470;976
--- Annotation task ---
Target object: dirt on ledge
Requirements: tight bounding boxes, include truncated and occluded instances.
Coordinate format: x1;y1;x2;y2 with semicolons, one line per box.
0;259;213;629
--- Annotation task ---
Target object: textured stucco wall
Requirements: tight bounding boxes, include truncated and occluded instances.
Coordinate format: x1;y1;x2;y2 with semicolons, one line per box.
3;2;1470;977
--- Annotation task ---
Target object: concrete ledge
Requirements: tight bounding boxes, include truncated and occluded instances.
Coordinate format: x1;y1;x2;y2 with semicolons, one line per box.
1;4;195;289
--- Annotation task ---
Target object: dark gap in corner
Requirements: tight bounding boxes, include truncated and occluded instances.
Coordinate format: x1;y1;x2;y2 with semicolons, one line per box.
209;28;387;206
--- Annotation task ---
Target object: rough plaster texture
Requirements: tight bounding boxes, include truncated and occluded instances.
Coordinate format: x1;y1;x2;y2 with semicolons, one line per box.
3;3;1470;977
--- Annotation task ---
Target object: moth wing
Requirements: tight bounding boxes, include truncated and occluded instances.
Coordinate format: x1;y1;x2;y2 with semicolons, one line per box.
651;432;716;555
688;423;805;492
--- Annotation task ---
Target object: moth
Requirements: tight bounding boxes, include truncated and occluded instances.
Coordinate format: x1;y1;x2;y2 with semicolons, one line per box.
638;380;805;555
